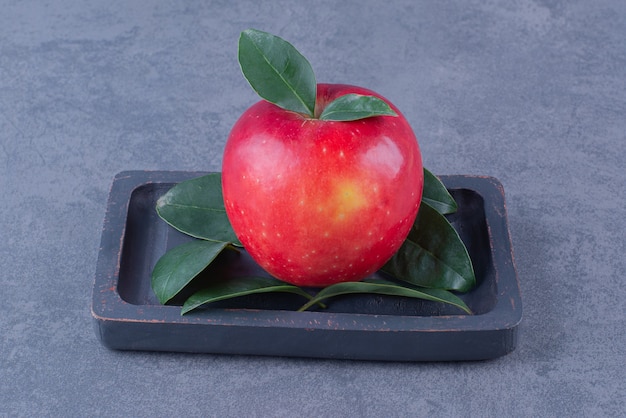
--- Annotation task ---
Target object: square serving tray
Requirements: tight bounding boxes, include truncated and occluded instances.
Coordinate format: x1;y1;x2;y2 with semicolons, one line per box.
92;171;522;361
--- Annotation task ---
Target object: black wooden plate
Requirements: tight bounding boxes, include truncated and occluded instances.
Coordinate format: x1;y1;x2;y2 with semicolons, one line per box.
92;171;521;361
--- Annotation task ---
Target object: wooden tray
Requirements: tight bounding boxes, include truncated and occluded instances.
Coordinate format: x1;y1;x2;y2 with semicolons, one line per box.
92;171;521;361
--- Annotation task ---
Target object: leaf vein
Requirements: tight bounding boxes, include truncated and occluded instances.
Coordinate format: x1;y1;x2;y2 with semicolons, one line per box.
252;40;313;116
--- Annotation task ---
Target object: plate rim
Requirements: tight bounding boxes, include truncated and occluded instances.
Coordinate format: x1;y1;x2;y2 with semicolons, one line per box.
92;170;522;332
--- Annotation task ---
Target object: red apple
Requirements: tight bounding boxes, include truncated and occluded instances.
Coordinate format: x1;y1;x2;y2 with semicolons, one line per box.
222;83;423;287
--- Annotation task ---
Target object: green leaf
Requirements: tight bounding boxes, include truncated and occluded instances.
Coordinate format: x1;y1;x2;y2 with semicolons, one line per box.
239;29;316;117
298;278;471;314
422;168;458;215
319;94;398;121
181;276;315;315
382;202;476;292
156;173;241;245
151;240;230;304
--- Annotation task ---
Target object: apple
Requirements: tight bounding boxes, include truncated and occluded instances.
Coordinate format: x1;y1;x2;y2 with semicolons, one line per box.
222;83;423;287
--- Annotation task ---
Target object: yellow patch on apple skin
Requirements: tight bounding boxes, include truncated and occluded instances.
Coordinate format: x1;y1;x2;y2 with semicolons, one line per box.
331;179;368;221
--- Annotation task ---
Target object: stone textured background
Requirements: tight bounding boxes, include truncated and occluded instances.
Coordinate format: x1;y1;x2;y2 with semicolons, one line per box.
1;1;624;416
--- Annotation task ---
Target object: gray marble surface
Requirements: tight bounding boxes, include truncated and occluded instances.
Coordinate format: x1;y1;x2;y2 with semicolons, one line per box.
1;1;625;416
